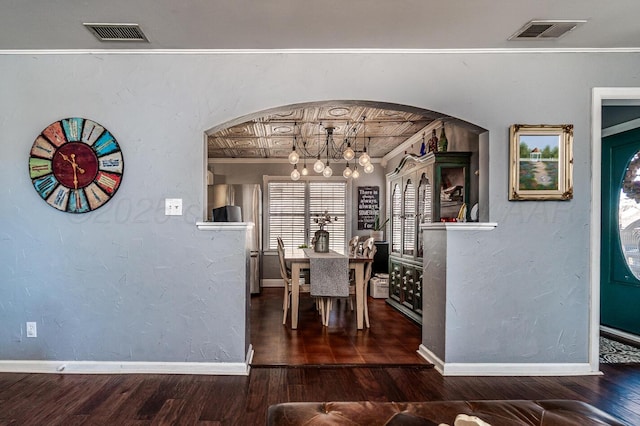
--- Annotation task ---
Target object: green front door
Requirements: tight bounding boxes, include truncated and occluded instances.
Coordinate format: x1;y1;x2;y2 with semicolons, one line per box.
601;127;640;335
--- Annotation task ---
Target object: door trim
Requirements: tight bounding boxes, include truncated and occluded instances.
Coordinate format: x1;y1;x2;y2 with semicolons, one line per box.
591;87;640;373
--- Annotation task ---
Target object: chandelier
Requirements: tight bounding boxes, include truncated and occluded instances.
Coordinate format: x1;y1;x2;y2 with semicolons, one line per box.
289;116;374;180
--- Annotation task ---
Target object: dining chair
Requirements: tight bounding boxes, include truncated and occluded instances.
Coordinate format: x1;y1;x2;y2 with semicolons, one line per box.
360;244;377;328
362;237;375;257
348;236;360;256
347;244;377;328
323;244;377;327
276;242;291;324
277;236;292;275
277;241;314;325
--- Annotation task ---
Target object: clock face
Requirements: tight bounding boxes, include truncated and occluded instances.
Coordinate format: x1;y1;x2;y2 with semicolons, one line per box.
28;117;124;213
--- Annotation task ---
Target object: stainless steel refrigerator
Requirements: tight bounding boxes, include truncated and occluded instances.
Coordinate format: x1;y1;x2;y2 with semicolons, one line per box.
209;184;262;294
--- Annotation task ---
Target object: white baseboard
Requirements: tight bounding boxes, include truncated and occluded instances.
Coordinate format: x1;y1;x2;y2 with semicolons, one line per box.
442;362;600;376
261;278;284;288
0;345;254;376
418;344;600;376
417;344;445;374
601;325;640;345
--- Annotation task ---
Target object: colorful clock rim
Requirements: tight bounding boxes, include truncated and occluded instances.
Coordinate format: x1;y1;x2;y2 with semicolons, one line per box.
28;117;124;213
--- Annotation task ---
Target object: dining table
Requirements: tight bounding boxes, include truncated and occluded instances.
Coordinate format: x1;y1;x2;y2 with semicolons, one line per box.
284;248;373;330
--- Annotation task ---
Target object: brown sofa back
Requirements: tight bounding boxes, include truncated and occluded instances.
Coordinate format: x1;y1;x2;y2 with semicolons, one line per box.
267;400;628;425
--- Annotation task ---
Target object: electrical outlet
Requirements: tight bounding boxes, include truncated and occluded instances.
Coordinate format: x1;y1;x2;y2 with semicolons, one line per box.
26;322;37;338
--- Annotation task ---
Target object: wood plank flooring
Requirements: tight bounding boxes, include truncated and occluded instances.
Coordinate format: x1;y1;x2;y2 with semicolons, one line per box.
1;288;640;424
1;365;640;424
250;287;428;366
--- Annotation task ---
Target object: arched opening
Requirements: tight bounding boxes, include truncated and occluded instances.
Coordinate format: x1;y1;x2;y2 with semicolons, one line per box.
204;100;488;366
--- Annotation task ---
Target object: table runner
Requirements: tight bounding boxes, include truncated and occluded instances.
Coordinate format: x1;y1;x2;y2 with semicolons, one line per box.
302;248;350;297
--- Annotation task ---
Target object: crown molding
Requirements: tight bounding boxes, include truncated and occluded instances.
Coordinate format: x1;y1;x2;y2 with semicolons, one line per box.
2;47;640;55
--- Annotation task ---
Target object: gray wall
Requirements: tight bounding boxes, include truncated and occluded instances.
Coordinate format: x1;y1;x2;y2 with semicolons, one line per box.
422;228;448;361
1;51;639;366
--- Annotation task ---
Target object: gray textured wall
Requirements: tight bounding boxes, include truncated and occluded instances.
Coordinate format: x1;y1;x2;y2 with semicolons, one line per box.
1;51;639;366
422;228;448;361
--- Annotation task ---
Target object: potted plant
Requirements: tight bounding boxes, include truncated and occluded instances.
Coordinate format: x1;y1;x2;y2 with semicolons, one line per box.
370;213;389;241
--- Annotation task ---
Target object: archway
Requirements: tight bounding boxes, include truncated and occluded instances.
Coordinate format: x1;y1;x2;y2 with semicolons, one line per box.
204;100;488;365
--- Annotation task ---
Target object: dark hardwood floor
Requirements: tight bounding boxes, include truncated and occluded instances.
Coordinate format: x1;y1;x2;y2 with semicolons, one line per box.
250;287;428;366
1;364;640;424
1;288;640;425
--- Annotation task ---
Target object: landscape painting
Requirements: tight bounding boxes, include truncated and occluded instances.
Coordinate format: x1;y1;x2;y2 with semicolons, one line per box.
509;124;573;201
518;134;560;191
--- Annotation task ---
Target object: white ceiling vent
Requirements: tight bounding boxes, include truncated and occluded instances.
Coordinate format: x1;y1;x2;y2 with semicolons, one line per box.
509;20;586;40
83;23;149;42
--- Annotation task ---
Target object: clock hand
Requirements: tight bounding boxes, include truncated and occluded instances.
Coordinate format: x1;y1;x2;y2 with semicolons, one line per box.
58;152;82;189
59;152;85;174
71;165;78;189
69;154;85;174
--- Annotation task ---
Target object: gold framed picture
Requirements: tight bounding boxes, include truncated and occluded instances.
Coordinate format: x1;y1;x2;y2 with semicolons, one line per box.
509;124;573;201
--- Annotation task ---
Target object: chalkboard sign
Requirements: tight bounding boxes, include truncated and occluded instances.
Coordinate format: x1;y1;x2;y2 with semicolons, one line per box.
357;186;380;230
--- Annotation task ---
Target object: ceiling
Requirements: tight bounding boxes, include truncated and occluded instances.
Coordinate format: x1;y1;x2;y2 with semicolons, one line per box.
4;1;638;160
2;0;639;50
207;102;460;160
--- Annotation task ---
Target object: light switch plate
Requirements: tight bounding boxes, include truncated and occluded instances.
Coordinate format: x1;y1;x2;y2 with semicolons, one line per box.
26;322;37;338
165;198;183;216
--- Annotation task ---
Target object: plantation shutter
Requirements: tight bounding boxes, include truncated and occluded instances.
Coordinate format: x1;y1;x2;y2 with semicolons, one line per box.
267;180;347;253
309;181;347;254
268;182;306;250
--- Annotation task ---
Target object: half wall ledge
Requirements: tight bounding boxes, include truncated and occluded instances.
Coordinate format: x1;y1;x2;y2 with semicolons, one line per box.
420;222;498;232
196;221;254;231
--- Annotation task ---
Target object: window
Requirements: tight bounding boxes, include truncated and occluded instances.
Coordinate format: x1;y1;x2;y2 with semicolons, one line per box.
266;178;349;253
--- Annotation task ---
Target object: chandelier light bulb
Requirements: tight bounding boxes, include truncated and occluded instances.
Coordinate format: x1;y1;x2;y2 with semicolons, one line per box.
301;164;309;176
288;148;299;165
364;162;375;174
342;164;353;178
322;163;333;177
313;157;325;173
351;167;360;179
358;151;370;167
343;144;355;161
290;165;300;181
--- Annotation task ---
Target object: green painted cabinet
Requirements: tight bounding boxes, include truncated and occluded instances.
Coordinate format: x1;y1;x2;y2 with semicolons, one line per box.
386;152;471;323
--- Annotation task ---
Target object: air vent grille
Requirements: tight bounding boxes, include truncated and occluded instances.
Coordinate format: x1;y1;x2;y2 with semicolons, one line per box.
509;20;586;40
84;23;149;42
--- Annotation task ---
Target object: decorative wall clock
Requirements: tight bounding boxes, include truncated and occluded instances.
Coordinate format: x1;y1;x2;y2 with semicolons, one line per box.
28;117;124;213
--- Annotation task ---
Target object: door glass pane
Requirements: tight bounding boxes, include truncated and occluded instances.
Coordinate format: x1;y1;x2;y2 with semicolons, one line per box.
440;167;465;220
417;173;431;258
619;151;640;280
403;179;415;255
391;183;402;254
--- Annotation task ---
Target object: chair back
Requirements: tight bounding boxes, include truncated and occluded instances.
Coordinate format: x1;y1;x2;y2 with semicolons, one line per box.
362;237;375;257
276;243;290;282
364;245;377;283
348;236;360;256
277;236;285;250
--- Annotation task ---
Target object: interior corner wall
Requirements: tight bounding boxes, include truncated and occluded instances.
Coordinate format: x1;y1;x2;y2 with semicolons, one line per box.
1;51;639;368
